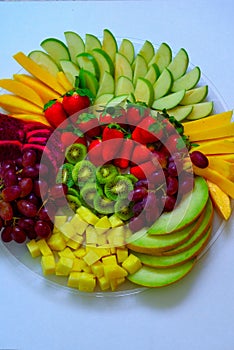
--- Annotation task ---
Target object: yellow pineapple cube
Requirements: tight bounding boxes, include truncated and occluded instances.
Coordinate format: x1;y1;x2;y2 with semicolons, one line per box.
37;239;53;256
47;232;67;251
96;233;108;246
83;249;100;266
108;214;124;228
56;256;74;276
54;215;67;229
95;216;111;234
71;258;87;272
122;253;142;274
85;225;98;245
73;247;86;258
116;248;129;263
91;261;104;278
41;254;56;275
58;247;75;259
78;272;96;292
107;226;125;247
70;213;88;235
77;206;99;225
67;272;82;288
98;275;110;291
104;264;128;280
26;239;41;258
66;236;81;250
110;277;125;291
102;255;117;265
60;221;76;240
83;265;92;273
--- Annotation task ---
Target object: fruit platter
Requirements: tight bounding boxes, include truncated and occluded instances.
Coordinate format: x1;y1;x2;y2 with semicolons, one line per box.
0;29;233;295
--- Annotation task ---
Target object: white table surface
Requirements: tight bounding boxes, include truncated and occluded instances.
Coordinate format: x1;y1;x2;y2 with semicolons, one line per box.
0;1;234;349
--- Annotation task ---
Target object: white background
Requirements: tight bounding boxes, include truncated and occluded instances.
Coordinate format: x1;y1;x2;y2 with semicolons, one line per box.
0;1;234;350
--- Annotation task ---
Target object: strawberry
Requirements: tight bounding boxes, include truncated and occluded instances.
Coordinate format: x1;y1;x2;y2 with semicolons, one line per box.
76;112;101;138
43;99;68;128
133;115;164;144
130;160;158;180
114;137;134;169
131;143;151;165
102;123;125;141
62;88;92;116
126;104;149;129
88;138;103;166
102;124;125;162
99;106;127;129
60;131;87;147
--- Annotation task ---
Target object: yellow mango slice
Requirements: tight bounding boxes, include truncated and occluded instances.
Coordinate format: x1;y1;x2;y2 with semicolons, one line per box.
10;113;51;127
56;71;73;91
13;52;65;95
187;123;234;142
0;94;43;115
183;110;233;135
190;140;234;155
207;157;234;181
207;154;234;162
207;180;232;220
14;74;60;103
193;165;234;199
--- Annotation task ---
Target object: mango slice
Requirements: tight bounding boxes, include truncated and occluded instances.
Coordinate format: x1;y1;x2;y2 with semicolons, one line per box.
206;180;232;220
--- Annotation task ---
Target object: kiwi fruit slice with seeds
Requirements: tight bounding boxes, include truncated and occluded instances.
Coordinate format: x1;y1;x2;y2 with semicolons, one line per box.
93;194;115;215
67;187;80;197
80;182;103;209
66;194;82;212
56;163;74;187
114;198;134;221
123;173;138;185
104;175;133;201
65;143;87;165
72;160;96;187
96;164;119;184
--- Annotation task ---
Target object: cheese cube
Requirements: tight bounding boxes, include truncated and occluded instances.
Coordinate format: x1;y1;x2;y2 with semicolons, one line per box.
41;255;56;275
26;239;41;258
67;272;82;288
78;272;96;292
56;256;74;276
122;254;142;274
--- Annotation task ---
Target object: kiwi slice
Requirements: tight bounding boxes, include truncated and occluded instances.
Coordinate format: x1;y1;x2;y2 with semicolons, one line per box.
104;175;133;201
72;160;96;187
93;194;115;215
65;143;87;165
66;194;82;212
80;182;103;209
114;198;134;221
96;164;119;184
56;163;74;187
67;187;80;197
123;174;138;185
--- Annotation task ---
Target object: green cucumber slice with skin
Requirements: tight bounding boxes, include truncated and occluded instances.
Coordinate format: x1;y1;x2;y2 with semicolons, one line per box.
171;66;201;92
153;68;173;99
180;85;208;105
60;59;80;87
96;71;114;97
152;89;185;110
102;29;118;63
64;31;85;64
185;101;213;120
149;42;172;73
28;50;59;77
76;52;100;79
166;105;193;121
40;38;70;69
167;48;189;80
115;76;134;96
134;77;154;106
133;54;148;86
115;52;133;82
92;48;114;81
147;176;209;235
139;40;155;64
79;69;99;96
85;33;102;53
144;63;160;85
127;259;195;288
119;38;135;65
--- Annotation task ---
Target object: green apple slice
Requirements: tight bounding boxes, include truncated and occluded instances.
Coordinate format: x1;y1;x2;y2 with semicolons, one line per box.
132;227;211;268
167;105;193;121
115;52;133;82
76;52;99;79
139;40;155;64
94;93;114;106
106;94;129;107
149;42;172;73
92;48;114;81
85;33;101;53
115;76;134;96
152;89;185;110
144;63;160;85
153;68;173;99
102;29;118;63
133;54;148;86
148;176;209;235
127;259;195;288
119;38;135;65
64;31;85;64
180;85;208;105
134;77;154;106
167;48;189;80
186;101;213;120
28;50;59;77
40;38;70;68
171;66;201;92
79;69;99;96
96;71;114;98
60;59;80;86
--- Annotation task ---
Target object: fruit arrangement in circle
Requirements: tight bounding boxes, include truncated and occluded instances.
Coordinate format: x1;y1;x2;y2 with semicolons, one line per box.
0;29;233;293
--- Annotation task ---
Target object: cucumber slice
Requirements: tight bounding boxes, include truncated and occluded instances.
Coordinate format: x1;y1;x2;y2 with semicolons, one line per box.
167;105;193;122
144;63;160;85
76;52;99;79
167;48;189;80
171;66;201;92
60;59;80;86
152;90;185;110
79;69;99;96
96;71;114;97
64;31;85;64
102;29;118;63
115;52;133;82
115;76;134;96
119;38;135;65
134;77;154;106
28;50;59;77
149;42;172;73
40;38;70;68
180;85;208;105
133;54;148;86
92;48;114;81
85;33;102;53
139;40;155;64
153;68;173;99
186;101;213;120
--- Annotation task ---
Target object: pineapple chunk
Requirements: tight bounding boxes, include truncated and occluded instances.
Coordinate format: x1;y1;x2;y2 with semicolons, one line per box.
26;239;41;258
108;214;124;228
116;248;129;263
58;247;75;258
66;236;82;250
83;249;100;266
77;206;99;225
107;226;125;247
122;253;142;274
60;221;77;240
47;232;66;251
110;277;125;291
71;258;88;272
37;239;53;256
56;256;74;276
73;247;86;258
97;233;108;246
95;215;111;234
91;261;104;278
97;275;110;291
104;264;128;280
67;271;82;288
78;272;96;292
54;215;67;229
85;225;98;245
41;255;56;275
70;213;88;235
102;255;117;265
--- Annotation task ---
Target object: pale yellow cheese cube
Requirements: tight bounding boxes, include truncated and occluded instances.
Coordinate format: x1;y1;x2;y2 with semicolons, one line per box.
26;239;41;258
122;254;142;274
41;255;56;275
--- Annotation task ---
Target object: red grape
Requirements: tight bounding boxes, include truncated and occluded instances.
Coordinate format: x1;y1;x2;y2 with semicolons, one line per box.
134;179;149;190
129;187;148;202
166;176;178;196
2;185;21;202
163;195;176;212
22;149;37;167
49;183;68;199
1;226;13;242
3;169;18;187
19;177;33;197
129;216;145;232
17;200;38;217
35;220;51;238
21;166;39;178
26;192;40;206
190;151;209;169
0;200;13;220
11;225;27;243
33;179;49;198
